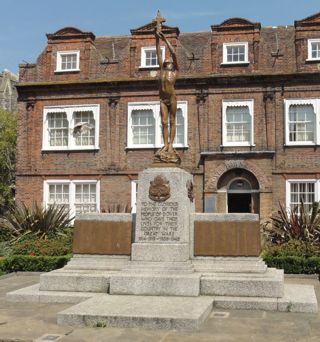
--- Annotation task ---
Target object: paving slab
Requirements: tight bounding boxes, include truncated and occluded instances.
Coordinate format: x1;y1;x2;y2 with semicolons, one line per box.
57;294;213;330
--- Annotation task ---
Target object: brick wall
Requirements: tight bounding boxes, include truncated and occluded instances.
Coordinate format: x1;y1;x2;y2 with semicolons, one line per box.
15;13;320;219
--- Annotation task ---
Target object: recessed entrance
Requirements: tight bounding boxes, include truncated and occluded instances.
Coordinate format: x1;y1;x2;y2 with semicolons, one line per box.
227;178;252;213
216;168;260;214
228;193;251;213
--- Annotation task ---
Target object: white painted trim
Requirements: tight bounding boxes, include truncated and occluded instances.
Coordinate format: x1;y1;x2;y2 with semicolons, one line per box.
55;50;80;72
284;99;318;145
285;179;318;210
42;104;100;151
222;42;249;64
131;180;138;213
43;179;100;218
140;46;165;68
127;101;188;149
222;99;254;146
307;39;320;61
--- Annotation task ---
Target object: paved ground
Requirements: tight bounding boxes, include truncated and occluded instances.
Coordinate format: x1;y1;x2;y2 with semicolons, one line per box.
0;273;319;342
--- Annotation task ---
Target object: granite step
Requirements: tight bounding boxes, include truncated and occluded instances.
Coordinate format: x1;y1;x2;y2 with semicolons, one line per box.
64;254;130;271
57;294;214;330
110;272;201;297
6;284;96;304
192;257;267;273
39;270;117;292
123;260;194;274
200;268;284;297
214;284;318;313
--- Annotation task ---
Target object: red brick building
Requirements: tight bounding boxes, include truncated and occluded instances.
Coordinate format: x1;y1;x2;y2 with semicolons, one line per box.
16;12;320;220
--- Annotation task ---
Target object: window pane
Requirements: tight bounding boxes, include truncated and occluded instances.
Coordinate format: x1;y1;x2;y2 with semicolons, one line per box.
131;109;155;145
75;183;97;214
61;53;78;70
226;45;246;62
47;112;68;146
144;49;158;66
73;110;95;146
288;104;315;142
48;183;70;211
290;182;315;212
226;105;251;143
311;42;320;59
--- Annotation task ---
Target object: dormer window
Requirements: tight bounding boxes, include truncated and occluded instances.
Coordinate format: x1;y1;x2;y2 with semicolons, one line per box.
307;39;320;61
56;50;80;72
222;42;249;64
140;46;165;68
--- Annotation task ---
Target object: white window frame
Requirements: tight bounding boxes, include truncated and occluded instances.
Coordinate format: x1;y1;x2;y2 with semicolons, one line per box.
284;99;318;146
222;99;254;147
131;180;138;213
42;104;100;151
43;179;100;218
307;39;320;61
285;179;318;211
127;101;188;148
55;50;80;72
140;46;165;68
222;42;249;65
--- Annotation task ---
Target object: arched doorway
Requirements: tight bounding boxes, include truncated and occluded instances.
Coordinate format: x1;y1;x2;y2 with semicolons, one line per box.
217;168;260;214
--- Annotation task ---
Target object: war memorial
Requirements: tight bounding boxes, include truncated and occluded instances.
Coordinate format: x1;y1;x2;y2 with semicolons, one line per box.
7;12;318;330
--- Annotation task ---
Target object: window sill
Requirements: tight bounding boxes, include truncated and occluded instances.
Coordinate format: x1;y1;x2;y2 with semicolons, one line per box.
305;58;320;63
220;143;255;148
125;145;189;150
42;147;100;152
138;66;160;70
220;62;250;66
54;69;80;73
284;143;316;147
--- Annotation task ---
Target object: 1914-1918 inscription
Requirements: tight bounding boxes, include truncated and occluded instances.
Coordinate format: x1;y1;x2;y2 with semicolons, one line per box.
138;201;179;242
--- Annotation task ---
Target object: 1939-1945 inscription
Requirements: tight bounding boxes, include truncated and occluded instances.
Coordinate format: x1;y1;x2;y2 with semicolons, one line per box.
138;201;179;242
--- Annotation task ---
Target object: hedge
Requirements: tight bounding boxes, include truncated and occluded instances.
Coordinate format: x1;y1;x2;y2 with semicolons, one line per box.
263;256;320;275
0;255;71;274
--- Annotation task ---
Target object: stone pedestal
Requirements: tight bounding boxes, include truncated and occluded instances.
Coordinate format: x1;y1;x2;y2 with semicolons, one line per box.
109;167;199;296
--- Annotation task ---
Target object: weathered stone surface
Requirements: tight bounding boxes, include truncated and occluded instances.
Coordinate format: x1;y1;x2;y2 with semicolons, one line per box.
192;257;267;273
131;243;189;262
57;294;213;330
76;213;132;222
64;254;130;271
123;260;194;274
40;271;115;292
135;167;194;244
200;268;284;297
214;295;278;311
278;284;318;313
110;273;201;296
6;284;95;304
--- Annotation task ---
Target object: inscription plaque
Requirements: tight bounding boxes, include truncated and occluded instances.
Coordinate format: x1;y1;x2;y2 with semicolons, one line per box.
138;201;180;242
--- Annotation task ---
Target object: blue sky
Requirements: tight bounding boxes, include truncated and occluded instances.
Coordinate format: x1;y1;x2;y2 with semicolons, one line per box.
1;0;320;73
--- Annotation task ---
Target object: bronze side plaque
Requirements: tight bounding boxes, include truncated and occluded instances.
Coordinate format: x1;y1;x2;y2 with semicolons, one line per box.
194;220;261;256
73;220;132;255
149;175;170;202
186;180;194;202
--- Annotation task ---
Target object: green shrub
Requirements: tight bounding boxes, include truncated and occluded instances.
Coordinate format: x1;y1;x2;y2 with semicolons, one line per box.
0;202;74;240
263;255;320;275
0;241;12;257
11;237;72;256
0;255;71;273
262;240;320;258
264;200;320;244
0;222;13;242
